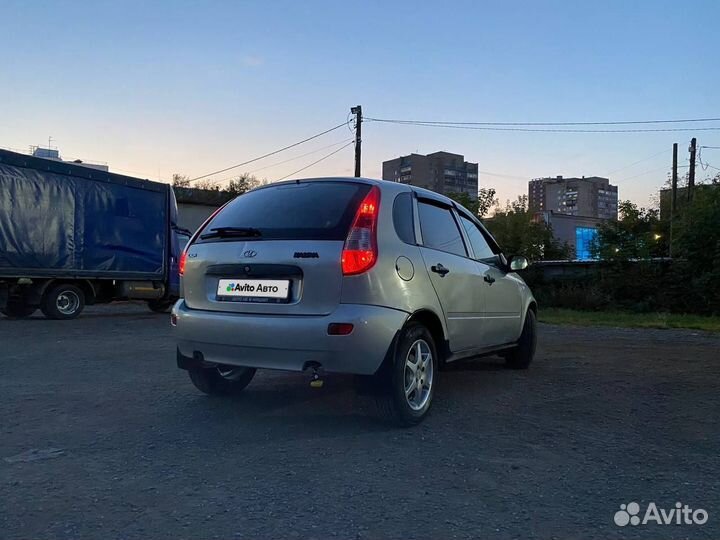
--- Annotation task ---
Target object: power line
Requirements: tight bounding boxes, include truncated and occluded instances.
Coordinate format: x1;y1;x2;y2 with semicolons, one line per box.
619;164;688;182
364;116;720;127
605;149;668;176
188;121;348;182
276;140;355;181
697;146;720;172
247;138;353;174
365;118;720;133
478;170;530;181
215;138;354;183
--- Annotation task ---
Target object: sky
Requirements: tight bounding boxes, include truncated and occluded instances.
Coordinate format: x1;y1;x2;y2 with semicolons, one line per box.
1;0;719;207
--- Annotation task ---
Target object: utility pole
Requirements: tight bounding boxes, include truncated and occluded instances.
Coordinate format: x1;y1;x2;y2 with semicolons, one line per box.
688;137;696;201
671;143;678;212
670;143;678;258
351;105;362;177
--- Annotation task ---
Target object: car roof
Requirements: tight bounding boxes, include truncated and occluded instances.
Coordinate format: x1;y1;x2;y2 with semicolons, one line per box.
255;176;464;208
251;176;413;193
253;176;463;208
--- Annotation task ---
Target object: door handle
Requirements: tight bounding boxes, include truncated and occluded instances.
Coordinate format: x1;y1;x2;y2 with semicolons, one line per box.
484;274;496;284
431;264;450;276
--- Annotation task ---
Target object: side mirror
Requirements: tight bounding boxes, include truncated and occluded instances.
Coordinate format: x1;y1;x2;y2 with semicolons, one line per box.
509;256;529;271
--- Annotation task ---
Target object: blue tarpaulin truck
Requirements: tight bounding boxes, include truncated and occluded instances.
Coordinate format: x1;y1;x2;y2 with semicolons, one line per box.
0;148;190;319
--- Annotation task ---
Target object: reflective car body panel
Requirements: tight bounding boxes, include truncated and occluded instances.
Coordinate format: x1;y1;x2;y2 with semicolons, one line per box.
172;177;536;374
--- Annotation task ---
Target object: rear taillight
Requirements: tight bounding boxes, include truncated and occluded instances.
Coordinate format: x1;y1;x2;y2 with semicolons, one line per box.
178;251;188;276
342;186;380;275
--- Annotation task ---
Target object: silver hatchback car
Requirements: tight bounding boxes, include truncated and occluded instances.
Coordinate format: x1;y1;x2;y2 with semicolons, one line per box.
172;177;536;425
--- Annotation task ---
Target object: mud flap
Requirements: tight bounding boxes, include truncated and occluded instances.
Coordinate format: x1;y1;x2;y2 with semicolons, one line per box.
353;329;401;396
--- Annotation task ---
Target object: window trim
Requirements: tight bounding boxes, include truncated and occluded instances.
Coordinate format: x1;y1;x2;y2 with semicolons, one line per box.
411;195;423;245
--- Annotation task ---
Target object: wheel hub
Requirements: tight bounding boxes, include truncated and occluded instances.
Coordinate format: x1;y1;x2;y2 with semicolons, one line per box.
56;291;80;315
404;339;433;411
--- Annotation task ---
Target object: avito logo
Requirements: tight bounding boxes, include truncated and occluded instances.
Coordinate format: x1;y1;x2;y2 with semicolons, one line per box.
614;502;708;527
225;282;279;294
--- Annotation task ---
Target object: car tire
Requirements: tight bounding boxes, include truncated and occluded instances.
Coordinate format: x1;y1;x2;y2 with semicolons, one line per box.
188;365;256;395
504;309;536;370
1;298;37;319
147;299;174;313
376;322;438;427
41;284;85;320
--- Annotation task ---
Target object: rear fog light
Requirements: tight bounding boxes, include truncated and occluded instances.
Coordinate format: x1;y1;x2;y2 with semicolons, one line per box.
328;323;354;335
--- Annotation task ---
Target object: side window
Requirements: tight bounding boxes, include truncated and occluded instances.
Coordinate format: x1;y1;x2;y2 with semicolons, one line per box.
417;201;466;257
459;215;495;261
392;192;415;244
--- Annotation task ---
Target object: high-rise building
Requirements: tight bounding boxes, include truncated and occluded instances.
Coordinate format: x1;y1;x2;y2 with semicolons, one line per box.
529;175;618;220
382;151;478;196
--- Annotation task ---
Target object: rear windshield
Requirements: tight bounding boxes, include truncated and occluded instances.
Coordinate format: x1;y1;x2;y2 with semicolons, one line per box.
198;181;370;242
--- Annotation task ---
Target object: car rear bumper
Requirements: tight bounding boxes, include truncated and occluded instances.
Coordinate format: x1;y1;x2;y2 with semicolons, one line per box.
171;299;409;375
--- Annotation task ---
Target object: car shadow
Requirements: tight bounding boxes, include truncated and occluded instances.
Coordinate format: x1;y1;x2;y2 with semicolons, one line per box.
153;359;515;443
159;373;392;441
1;311;162;322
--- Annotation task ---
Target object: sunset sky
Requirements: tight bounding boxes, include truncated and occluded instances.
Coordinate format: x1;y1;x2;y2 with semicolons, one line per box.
2;0;718;206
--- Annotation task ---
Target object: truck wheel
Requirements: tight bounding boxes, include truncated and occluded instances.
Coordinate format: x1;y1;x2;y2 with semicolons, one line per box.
41;284;86;320
504;309;537;370
1;298;37;319
375;322;437;427
188;365;256;395
147;299;174;313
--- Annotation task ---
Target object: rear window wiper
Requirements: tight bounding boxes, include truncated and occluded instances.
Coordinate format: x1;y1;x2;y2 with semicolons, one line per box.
200;227;262;240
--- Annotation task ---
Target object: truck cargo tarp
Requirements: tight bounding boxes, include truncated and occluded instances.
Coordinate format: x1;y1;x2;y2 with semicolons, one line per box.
0;161;168;278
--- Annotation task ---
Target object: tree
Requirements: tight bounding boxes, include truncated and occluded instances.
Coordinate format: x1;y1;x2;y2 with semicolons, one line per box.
592;200;668;260
171;172;262;195
194;179;221;191
171;174;220;191
226;173;261;196
485;195;570;261
670;177;720;312
446;188;497;218
171;174;191;188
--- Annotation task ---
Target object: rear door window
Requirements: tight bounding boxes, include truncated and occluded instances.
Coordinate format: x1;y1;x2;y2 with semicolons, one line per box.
198;181;370;242
417;201;467;257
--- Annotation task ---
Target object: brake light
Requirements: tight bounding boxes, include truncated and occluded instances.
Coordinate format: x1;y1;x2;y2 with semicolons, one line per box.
342;186;380;275
178;251;188;276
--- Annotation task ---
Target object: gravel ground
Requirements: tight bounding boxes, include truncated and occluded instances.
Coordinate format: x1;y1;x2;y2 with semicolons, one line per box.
1;303;718;539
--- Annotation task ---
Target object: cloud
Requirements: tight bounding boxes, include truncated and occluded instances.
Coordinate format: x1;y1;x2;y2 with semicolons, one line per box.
241;55;264;67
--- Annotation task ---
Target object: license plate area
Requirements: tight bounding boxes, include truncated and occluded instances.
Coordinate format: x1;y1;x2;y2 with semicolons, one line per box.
216;278;291;303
